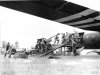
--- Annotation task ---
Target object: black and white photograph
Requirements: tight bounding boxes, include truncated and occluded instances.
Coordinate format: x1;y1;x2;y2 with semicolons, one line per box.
0;0;100;75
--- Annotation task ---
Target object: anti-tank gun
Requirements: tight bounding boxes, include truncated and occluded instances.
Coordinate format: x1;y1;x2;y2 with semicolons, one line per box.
35;33;60;53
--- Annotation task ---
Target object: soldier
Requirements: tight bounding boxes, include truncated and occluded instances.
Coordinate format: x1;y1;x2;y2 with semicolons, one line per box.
74;31;79;38
61;33;66;44
54;34;59;45
35;39;42;52
41;38;48;53
70;33;78;56
8;45;16;58
4;42;11;58
61;33;66;55
65;32;70;43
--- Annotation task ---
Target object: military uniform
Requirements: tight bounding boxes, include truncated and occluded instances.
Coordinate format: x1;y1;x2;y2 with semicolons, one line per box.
4;43;11;58
54;35;59;45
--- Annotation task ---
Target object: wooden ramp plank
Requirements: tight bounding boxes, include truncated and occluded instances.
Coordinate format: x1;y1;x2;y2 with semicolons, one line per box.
41;43;67;57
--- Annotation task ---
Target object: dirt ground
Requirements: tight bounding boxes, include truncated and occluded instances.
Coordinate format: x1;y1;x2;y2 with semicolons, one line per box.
0;50;100;75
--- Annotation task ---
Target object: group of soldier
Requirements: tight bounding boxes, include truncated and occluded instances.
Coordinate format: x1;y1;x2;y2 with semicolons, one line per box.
54;32;69;45
54;32;80;56
1;41;19;58
54;31;80;45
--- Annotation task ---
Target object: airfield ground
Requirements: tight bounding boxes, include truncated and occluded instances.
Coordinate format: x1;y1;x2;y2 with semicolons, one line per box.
0;49;100;75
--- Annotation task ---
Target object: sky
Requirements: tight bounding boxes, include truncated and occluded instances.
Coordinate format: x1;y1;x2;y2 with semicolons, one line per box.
0;0;99;49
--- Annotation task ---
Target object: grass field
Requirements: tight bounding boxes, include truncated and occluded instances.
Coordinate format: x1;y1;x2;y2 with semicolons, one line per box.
0;49;100;75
